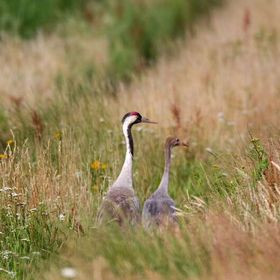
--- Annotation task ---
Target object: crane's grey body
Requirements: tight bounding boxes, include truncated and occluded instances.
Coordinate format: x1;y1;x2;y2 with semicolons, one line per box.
142;137;184;230
97;112;156;226
98;185;140;226
142;194;177;229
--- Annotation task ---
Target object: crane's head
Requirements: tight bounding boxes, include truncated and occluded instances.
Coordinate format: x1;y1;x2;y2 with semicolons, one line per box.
166;137;188;148
121;112;157;126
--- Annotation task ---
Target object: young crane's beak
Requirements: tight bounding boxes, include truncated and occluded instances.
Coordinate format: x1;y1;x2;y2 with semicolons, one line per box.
179;140;189;147
141;117;157;124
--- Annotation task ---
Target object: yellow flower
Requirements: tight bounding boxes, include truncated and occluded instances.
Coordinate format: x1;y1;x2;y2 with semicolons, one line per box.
91;160;108;171
53;131;62;141
0;154;8;159
6;139;15;146
101;163;107;170
91;160;101;170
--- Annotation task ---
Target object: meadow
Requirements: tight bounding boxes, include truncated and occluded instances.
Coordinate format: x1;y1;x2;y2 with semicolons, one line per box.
1;0;280;279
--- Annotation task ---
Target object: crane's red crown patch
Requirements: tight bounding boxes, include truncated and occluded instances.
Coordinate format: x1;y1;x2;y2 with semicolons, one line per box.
130;112;139;116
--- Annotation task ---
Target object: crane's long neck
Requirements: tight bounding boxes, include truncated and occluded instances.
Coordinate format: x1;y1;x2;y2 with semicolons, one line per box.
155;144;172;196
112;121;134;189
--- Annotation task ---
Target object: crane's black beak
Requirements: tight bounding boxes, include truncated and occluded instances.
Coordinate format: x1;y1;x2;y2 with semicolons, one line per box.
141;117;157;124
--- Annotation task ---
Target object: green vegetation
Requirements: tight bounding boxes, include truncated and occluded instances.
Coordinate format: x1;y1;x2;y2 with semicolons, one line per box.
0;0;223;272
0;86;275;278
0;0;222;80
105;0;221;80
1;0;280;279
0;0;87;38
0;204;63;279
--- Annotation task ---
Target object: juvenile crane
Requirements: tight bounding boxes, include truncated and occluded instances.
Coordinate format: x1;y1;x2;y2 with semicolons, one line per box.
98;112;157;226
142;137;187;230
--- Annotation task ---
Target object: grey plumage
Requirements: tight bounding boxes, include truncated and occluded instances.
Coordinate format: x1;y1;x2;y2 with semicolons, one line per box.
142;137;187;230
142;195;177;229
98;186;140;226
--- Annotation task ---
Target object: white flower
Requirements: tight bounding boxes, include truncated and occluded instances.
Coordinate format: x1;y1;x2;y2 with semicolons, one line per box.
11;192;19;197
1;250;13;260
0;187;12;192
59;214;65;221
61;267;77;278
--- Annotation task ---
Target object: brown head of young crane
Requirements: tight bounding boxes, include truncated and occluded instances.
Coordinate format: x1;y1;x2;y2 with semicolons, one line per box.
97;112;157;226
142;137;187;230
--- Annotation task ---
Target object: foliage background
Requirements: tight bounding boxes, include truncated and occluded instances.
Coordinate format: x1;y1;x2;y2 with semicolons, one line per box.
1;0;280;279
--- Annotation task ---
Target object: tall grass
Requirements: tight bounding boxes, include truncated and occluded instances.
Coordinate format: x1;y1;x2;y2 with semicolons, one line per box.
0;0;280;279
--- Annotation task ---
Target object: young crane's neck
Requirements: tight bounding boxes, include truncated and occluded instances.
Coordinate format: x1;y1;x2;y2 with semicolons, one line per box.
154;144;172;196
112;121;134;189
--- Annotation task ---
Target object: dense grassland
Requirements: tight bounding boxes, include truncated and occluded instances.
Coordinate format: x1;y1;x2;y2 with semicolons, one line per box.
1;0;280;279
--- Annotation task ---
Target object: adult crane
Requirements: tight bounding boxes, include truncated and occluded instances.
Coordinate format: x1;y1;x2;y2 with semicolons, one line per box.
98;112;157;226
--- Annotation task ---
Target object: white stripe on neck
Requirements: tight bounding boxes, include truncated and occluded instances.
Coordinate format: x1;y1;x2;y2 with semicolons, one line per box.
112;116;137;189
